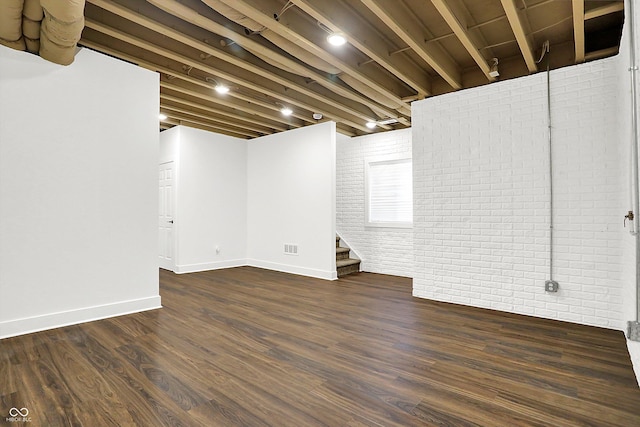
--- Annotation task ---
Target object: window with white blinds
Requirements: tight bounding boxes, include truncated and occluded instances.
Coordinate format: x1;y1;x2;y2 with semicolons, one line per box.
365;157;413;228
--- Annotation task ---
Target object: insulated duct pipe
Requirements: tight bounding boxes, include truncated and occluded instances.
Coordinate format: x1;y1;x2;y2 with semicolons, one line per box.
0;0;84;65
0;0;26;50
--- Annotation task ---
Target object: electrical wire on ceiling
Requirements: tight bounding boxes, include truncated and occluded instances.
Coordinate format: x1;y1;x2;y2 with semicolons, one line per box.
273;1;294;21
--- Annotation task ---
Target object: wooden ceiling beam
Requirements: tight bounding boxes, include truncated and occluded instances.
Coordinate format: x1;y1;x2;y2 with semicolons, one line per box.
160;80;303;129
80;38;289;133
162;117;253;139
86;0;399;127
145;0;402;118
82;20;376;133
359;0;462;90
572;0;585;63
160;94;279;134
585;2;624;20
500;0;537;73
160;105;262;138
212;0;412;116
430;0;496;82
288;0;431;97
84;20;306;128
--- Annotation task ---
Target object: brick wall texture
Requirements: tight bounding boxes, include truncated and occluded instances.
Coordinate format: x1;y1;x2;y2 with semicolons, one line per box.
336;129;413;277
412;58;625;330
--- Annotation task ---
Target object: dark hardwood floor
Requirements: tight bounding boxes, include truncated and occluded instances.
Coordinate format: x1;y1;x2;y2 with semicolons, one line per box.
1;266;640;426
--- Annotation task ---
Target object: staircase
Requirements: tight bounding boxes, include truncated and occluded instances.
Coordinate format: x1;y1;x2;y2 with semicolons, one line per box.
336;235;360;277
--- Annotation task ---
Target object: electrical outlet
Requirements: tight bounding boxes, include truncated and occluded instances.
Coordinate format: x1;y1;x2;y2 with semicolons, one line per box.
629;321;640;341
545;280;559;292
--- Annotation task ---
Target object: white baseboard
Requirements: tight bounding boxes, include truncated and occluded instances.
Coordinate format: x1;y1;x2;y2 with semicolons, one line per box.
247;259;337;280
0;296;162;339
175;259;248;274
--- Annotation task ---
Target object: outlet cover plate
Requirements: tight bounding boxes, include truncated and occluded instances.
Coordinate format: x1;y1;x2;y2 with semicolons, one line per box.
545;280;559;292
629;321;640;341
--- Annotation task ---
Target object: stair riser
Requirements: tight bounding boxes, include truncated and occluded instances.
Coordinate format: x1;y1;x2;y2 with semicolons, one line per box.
336;251;350;261
337;263;360;277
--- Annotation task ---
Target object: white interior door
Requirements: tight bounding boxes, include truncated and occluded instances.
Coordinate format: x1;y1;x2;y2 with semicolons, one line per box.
159;162;175;270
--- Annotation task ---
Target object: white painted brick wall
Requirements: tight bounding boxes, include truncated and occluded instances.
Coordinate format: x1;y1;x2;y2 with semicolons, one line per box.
336;129;413;277
413;58;626;330
620;0;640;386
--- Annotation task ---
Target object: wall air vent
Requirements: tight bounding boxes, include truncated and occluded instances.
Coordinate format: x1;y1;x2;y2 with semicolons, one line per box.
284;244;299;255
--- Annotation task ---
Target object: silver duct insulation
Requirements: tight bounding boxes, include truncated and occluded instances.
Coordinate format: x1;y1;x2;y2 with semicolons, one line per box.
198;0;402;114
0;0;85;65
200;0;341;75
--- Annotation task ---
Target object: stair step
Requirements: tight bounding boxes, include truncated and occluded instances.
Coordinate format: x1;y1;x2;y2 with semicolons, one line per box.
336;258;360;268
336;246;350;260
337;258;360;277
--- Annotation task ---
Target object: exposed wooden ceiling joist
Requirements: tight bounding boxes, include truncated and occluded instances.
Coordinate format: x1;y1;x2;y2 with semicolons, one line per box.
162;117;250;138
66;0;624;137
84;19;306;127
585;2;624;21
160;94;281;134
81;38;290;136
430;0;496;82
572;0;585;63
359;0;462;90
212;0;412;117
500;0;537;73
86;0;400;131
144;0;404;120
288;0;431;98
161;105;262;138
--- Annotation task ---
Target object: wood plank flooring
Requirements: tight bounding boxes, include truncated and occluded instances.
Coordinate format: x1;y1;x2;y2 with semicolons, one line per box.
1;266;640;426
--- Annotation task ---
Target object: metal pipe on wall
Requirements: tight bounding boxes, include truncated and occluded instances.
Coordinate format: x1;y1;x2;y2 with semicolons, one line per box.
627;0;640;336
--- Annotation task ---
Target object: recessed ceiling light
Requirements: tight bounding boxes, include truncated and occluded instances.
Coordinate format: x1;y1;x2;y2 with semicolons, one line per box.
366;121;377;129
159;113;168;121
378;118;399;125
281;107;293;116
313;113;323;120
215;84;230;94
327;33;347;46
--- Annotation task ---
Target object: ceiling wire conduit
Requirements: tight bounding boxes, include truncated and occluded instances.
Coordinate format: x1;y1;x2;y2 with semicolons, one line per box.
200;0;411;117
99;0;395;125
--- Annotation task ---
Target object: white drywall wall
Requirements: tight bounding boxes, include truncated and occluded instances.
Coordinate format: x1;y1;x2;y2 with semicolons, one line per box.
247;122;337;279
169;127;248;273
0;46;160;338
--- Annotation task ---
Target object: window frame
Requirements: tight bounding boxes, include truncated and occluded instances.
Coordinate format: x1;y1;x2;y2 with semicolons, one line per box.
364;155;413;229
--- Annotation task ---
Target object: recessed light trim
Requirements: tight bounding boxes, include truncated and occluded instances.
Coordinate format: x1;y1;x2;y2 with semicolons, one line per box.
159;113;168;121
215;84;230;94
366;121;377;129
327;33;347;46
281;107;293;116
